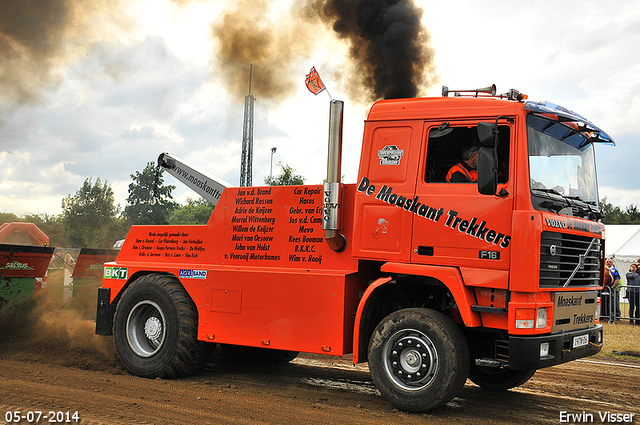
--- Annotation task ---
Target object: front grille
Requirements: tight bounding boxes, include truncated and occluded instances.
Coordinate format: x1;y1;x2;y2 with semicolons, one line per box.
539;231;602;287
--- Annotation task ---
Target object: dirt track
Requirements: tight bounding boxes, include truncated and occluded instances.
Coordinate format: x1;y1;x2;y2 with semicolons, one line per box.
2;307;639;425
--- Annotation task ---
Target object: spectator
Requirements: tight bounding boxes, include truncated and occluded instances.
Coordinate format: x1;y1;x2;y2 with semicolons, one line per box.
626;263;640;326
602;263;613;319
606;258;621;324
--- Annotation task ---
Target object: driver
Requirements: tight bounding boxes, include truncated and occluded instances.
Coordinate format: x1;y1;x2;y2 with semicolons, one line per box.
446;144;480;182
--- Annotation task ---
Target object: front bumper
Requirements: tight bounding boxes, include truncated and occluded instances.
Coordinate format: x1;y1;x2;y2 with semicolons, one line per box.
508;324;602;370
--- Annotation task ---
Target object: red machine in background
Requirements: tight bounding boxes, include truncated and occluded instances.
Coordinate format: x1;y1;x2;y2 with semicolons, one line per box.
0;223;54;312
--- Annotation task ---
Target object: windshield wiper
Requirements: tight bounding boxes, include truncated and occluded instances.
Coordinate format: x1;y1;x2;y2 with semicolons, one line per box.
531;188;571;213
533;189;602;220
558;195;603;220
532;188;565;196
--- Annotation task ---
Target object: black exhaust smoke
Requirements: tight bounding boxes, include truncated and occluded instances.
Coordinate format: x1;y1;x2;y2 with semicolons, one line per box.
316;0;433;100
212;0;435;102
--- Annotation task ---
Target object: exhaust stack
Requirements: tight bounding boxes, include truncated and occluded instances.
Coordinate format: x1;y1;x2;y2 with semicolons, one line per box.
323;100;346;252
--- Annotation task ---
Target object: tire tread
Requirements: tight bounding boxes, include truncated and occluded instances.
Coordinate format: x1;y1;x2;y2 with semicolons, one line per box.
114;273;213;379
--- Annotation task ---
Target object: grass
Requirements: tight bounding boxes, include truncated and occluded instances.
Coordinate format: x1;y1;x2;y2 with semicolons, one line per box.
597;321;640;361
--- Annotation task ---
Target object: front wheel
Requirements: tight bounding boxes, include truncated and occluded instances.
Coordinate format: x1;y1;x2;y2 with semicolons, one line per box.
368;308;469;412
468;367;536;391
113;273;214;378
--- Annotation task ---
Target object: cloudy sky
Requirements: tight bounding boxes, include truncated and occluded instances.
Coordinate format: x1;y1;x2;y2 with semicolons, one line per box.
1;0;639;216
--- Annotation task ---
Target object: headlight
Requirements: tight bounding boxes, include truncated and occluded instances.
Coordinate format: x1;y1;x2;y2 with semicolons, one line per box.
537;307;548;329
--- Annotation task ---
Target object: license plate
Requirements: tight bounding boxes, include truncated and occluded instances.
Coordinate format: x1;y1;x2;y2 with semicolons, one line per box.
573;334;589;348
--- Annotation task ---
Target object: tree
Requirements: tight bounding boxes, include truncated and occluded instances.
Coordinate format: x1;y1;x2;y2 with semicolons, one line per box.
625;204;640;223
1;212;72;247
23;213;70;247
125;162;177;225
599;197;640;224
0;212;20;224
264;162;305;186
61;178;123;248
169;197;214;225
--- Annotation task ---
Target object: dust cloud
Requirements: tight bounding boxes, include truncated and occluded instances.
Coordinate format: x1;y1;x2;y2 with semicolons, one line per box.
211;0;436;103
0;288;122;373
211;0;319;102
1;0;435;113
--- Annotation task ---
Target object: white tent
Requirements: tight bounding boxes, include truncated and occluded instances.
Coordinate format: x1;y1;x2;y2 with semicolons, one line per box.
605;224;640;285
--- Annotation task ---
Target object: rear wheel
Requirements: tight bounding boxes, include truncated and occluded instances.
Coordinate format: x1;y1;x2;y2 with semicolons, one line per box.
468;367;536;391
368;308;469;412
113;273;214;378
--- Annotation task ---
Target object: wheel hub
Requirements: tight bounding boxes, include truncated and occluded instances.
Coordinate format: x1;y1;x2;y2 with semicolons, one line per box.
144;316;163;340
126;300;166;358
384;331;438;390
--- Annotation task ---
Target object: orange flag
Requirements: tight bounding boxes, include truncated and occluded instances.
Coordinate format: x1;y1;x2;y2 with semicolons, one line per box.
305;67;326;95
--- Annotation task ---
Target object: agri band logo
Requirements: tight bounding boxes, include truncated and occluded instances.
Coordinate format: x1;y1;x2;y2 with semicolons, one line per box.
104;266;128;280
179;269;207;279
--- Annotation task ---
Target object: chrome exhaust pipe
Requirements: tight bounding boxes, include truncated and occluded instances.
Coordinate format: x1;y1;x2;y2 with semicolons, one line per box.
323;100;346;252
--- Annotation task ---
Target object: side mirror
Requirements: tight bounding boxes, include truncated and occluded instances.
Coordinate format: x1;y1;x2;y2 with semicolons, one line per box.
477;122;497;147
477;147;497;195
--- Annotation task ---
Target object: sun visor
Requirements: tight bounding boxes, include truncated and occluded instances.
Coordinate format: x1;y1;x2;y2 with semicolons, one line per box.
525;101;615;146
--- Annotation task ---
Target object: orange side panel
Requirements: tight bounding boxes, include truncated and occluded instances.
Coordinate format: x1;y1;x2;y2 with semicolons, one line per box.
102;184;366;354
105;185;359;282
460;267;509;290
194;268;365;355
219;185;357;271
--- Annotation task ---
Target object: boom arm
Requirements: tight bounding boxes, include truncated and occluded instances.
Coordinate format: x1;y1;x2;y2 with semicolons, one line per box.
157;152;230;207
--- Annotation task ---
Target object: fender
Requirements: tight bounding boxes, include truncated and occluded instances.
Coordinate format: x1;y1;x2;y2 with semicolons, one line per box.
352;263;482;364
381;262;482;327
352;276;393;363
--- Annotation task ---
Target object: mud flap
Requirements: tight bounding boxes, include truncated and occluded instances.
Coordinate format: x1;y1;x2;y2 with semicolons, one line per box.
95;287;114;335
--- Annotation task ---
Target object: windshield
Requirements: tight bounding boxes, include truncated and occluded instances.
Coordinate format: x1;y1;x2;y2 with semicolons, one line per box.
527;114;599;215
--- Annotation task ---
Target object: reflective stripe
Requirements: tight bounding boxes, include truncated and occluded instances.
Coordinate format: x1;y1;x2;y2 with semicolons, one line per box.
446;164;477;182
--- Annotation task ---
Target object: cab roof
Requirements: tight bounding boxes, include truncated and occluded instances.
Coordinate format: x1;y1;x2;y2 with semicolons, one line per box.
366;97;524;122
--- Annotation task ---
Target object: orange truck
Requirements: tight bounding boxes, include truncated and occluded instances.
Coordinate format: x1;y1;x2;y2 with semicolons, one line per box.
96;86;613;411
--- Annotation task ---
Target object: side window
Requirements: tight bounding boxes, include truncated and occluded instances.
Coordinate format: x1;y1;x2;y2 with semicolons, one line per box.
424;124;511;183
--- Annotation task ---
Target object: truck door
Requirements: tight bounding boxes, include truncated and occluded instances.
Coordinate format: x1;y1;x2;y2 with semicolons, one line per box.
411;121;515;274
352;121;423;262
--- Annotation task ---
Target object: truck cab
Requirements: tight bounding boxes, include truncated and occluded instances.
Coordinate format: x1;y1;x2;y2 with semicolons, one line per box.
350;90;609;398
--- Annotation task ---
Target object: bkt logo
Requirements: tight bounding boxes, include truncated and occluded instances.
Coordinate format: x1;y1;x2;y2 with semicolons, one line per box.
104;266;128;280
179;269;207;279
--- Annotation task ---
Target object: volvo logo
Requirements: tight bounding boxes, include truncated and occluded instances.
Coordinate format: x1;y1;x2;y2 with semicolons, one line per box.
549;245;557;256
